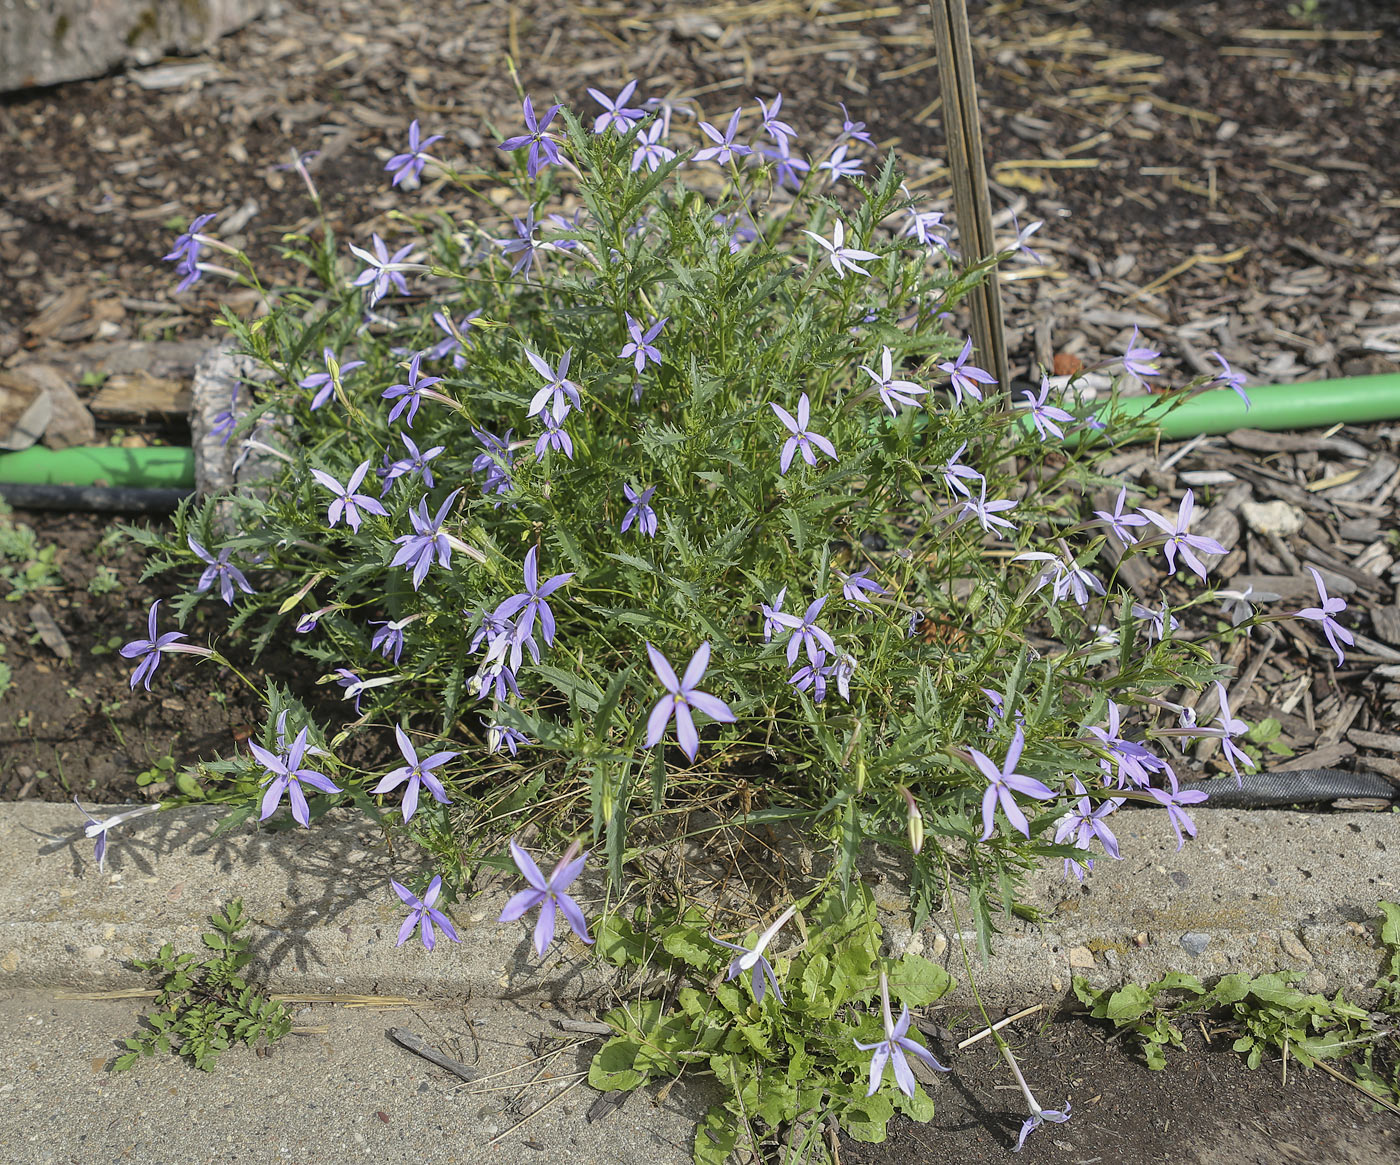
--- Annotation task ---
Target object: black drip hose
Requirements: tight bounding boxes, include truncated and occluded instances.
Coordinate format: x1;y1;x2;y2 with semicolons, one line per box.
1181;768;1399;807
0;483;192;514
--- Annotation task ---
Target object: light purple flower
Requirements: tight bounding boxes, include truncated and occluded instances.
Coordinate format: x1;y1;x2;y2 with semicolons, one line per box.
1015;1099;1072;1152
499;96;564;178
311;460;387;533
644;641;736;761
162;213;215;292
711;903;797;1006
840;568;888;604
299;347;365;411
498;838;593;957
756;94;797;149
1006;211;1045;264
382;352;444;428
939;442;982;498
486;720;530;757
372;726;455;822
958;483;1018;539
771;393;837;473
969;726;1057;840
771;594;837;666
860;347;927;415
380;432;444;495
349;233;419;307
251;726;342;828
369;617;412;664
620;314;666;373
588;80;644;134
694;108;751;164
817;144;864;185
1053;779;1123;881
630;120;676;172
837;102;873;146
1296;566;1353;666
1094;486;1149;547
1210;351;1251;409
1132;600;1180;642
525;348;582;420
385;119;443;187
120;600;207;691
1138;489;1228;582
758;140;810;190
761;587;787;643
1147;784;1209;850
939;336;997;406
1210;681;1256;784
496;209;542;280
390;489;462;590
621;483;658;536
427;309;481;368
471;426;516;501
392;876;459;951
73;798;159;874
188;536;253;605
1120;326;1161;388
789;650;831;702
1020;376;1075;441
494;546;573;648
854;971;950;1098
802;220;878;279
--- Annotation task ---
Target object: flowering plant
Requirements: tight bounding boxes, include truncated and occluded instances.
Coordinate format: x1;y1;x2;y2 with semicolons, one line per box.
121;84;1344;1154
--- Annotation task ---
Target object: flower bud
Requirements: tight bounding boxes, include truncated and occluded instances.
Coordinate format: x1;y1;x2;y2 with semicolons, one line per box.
899;785;924;855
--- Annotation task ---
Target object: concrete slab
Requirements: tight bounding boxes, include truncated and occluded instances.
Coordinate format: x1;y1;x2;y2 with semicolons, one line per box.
0;987;706;1164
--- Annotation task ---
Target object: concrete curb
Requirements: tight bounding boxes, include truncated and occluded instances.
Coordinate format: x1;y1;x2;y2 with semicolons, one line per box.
2;802;1396;1007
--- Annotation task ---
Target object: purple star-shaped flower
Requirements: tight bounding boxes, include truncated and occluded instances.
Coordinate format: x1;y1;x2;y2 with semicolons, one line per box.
372;726;455;822
494;546;573;648
188;536;254;605
761;586;787;643
392;876;459;951
939;336;997;406
588;80;644;134
73;798;159;874
251;726;342;828
349;233;419;307
1020;376;1075;441
837;102;874;146
1210;681;1256;784
969;726;1057;840
369;617;412;664
644;641;736;761
630;120;677;172
621;483;658;536
802;220;878;278
380;432;444;495
860;346;927;415
771;392;837;473
486;720;530;757
162;213;215;292
939;442;983;498
390;488;462;590
534;407;573;461
498;838;593;957
299;347;366;411
499;96;564;178
619;314;666;373
385;119;444;187
311;460;388;533
711;903;797;1006
496;209;542;280
1296;566;1353;665
1094;486;1149;547
759;140;811;190
525;348;582;420
839;568;889;604
854;971;950;1098
120;600;202;691
959;483;1018;539
817;144;864;185
694;108;751;164
1209;351;1251;409
382;352;444;428
756;94;797;149
1120;326;1161;388
1138;489;1228;582
427;309;481;369
1147;783;1209;850
771;594;837;666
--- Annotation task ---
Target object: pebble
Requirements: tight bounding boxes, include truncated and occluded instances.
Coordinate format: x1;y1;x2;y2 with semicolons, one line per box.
1279;931;1314;967
1179;932;1210;956
1067;945;1096;969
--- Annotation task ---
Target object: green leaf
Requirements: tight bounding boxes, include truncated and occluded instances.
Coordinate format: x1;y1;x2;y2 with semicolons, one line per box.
692;1104;740;1165
888;953;953;1007
1104;984;1153;1023
589;1036;647;1092
842;1092;894;1143
662;926;714;969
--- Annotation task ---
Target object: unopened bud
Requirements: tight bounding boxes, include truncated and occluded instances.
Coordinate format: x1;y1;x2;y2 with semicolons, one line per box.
899;785;924;855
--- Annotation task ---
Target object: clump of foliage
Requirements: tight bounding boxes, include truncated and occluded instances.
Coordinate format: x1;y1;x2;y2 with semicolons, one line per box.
591;884;953;1160
1074;900;1400;1108
114;898;291;1072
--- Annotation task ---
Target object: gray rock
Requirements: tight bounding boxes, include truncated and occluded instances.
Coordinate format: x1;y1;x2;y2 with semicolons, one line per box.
0;0;272;94
14;363;96;450
1179;932;1210;957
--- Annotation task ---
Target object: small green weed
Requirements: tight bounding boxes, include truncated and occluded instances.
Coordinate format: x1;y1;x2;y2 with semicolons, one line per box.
114;898;291;1072
88;565;122;596
0;510;61;601
590;884;952;1163
1074;900;1400;1108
